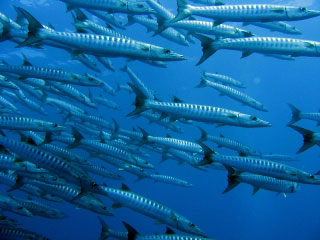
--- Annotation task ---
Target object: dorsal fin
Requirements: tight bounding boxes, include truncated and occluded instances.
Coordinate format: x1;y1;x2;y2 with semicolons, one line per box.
173;96;184;103
121;183;131;191
165;226;175;235
47;23;55;30
21;53;32;66
73;8;88;21
219;134;224;138
122;221;138;240
166;134;172;138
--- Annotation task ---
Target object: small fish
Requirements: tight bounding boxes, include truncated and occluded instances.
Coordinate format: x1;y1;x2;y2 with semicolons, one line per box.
243;22;302;35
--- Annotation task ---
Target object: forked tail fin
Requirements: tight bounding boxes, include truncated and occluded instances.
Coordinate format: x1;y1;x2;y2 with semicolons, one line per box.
288;103;301;125
288;125;316;153
170;0;192;23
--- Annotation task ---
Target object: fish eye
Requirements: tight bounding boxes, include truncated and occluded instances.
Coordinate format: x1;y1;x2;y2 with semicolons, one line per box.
92;182;98;188
189;223;195;228
137;3;144;8
250;116;257;121
17;206;23;210
300;7;307;12
53;123;58;127
164;49;171;54
102;206;107;210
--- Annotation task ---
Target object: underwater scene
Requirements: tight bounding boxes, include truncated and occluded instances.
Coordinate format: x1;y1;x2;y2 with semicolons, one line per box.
0;0;320;239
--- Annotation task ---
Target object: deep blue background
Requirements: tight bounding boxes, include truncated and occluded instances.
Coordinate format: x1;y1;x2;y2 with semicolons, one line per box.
0;0;320;239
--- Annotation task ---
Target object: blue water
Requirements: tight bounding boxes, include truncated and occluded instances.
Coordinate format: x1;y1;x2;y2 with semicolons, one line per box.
1;0;320;239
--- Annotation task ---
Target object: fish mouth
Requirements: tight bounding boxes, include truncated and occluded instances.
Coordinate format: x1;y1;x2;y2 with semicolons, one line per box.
308;10;320;16
170;53;186;61
261;121;272;127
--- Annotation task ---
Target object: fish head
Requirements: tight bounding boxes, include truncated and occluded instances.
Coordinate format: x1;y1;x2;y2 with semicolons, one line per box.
239;114;271;128
175;214;207;237
174;32;190;46
127;2;156;14
286;7;320;19
286;25;302;35
13;205;33;217
84;73;105;86
237;29;254;38
150;45;186;61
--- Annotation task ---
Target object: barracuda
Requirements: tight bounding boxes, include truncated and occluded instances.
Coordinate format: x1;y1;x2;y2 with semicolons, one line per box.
11;196;67;219
196;143;320;185
139;127;203;153
244;21;301;35
99;218;212;240
171;0;320;24
48;82;96;108
0;154;47;173
223;167;300;195
149;174;193;188
146;0;194;43
86;9;126;29
126;15;189;46
128;83;271;128
15;89;48;115
0;135;90;186
61;0;155;14
204;71;245;88
17;8;185;62
198;127;259;156
46;97;86;114
0;62;103;86
98;183;206;236
96;56;115;72
196;77;268;112
0;227;49;240
81;163;124;180
0;115;64;132
25;180;113;216
0;193;33;217
189;0;224;5
288;103;320;125
161;18;253;38
121;64;155;100
139;112;184;133
92;95;120;110
0;94;19;112
195;34;320;65
70;128;154;169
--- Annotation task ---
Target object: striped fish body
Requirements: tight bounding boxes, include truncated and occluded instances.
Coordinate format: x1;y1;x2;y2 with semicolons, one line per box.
86;9;126;29
144;99;270;127
80;139;154;169
61;0;155;14
0;228;48;240
130;16;189;46
190;0;224;5
205;135;258;156
150;174;193;187
212;37;320;57
168;20;252;38
299;112;320;122
69;111;113;129
248;22;301;35
147;136;202;153
202;72;245;88
237;173;299;194
13;198;66;219
96;56;115;72
0;154;47;173
0;116;64;132
140;112;183;133
72;52;101;73
184;4;320;22
0;75;19;90
0;194;32;217
11;79;45;101
75;20;128;39
0;64;101;86
92;96;120;110
46;97;86;114
40;30;184;61
0;95;19;112
201;78;267;111
49;82;96;108
82;164;124;180
122;64;155;99
0;136;83;185
16;90;48;115
0;12;23;31
213;154;320;184
99;186;205;236
39;144;86;164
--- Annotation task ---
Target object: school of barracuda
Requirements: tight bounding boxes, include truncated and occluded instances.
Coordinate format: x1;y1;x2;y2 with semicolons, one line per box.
0;0;319;239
